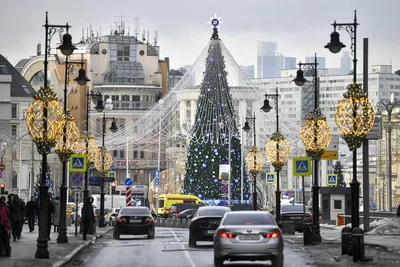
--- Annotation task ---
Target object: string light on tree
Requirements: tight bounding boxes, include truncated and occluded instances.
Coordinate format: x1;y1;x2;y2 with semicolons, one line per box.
72;132;99;162
55;111;80;162
94;147;113;173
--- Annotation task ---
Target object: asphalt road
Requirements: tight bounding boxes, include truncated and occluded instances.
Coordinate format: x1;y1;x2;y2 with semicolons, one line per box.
65;227;322;267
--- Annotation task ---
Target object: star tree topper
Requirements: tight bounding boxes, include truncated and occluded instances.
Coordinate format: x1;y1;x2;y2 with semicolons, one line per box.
207;12;223;28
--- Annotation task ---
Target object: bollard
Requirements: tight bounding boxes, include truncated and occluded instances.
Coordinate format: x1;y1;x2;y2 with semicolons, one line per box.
166;218;171;227
182;219;187;228
172;218;178;228
156;218;161;226
160;218;166;227
302;218;313;246
352;227;365;262
341;226;352;255
176;219;182;228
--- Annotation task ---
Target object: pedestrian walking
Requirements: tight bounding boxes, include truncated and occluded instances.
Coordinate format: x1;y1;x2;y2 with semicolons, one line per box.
15;195;26;238
82;197;95;241
47;194;55;240
52;196;60;233
7;194;24;241
26;196;39;232
397;204;400;216
0;196;11;257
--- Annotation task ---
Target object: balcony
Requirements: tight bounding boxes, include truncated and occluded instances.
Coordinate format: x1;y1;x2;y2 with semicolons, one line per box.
112;101;156;111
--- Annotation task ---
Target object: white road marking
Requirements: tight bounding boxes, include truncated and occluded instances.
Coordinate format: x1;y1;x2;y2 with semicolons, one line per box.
168;228;197;267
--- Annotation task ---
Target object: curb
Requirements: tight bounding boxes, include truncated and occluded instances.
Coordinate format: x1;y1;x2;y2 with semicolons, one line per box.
51;228;113;267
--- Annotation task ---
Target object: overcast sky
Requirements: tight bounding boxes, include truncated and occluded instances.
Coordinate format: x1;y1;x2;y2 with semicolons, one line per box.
0;0;399;72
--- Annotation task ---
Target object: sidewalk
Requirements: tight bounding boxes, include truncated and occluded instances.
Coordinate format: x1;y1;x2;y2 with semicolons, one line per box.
283;226;400;252
0;224;113;267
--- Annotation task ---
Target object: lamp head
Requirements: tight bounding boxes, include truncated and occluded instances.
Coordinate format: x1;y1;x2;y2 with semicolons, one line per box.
57;33;76;56
95;99;104;112
110;120;118;133
260;99;272;113
325;31;346;54
74;68;90;86
242;121;251;132
293;69;307;86
105;98;113;111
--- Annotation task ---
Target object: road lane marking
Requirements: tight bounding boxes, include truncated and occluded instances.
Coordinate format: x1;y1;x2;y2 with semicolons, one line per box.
168;228;197;267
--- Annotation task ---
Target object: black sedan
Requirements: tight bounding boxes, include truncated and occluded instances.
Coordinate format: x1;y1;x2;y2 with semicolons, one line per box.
113;207;155;240
280;204;312;232
176;209;197;220
188;206;231;247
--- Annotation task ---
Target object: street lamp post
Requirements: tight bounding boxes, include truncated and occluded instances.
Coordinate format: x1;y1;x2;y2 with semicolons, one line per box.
262;87;290;223
25;12;75;259
242;114;260;210
96;100;118;227
376;93;400;211
293;54;332;243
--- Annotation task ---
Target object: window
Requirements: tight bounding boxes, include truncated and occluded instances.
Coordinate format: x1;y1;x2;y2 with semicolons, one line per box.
121;95;130;108
133;151;138;159
11;103;17;118
132;95;140;102
21;85;32;95
117;44;130;61
111;95;120;108
119;150;125;159
113;150;118;158
334;200;342;210
140;151;144;159
223;213;274;225
11;125;17;139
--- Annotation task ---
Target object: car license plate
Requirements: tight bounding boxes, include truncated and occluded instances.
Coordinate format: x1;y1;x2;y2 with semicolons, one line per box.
239;234;259;240
130;219;141;223
208;230;215;234
290;217;301;220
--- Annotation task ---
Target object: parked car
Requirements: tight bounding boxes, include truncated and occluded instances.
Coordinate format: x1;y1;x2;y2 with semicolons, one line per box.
113;206;155;240
188;206;231;247
280;204;312;232
213;211;284;267
170;203;202;218
176;209;197;220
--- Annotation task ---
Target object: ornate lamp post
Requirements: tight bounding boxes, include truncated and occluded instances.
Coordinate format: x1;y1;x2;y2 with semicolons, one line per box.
25;12;75;259
25;87;63;258
376;93;400;211
262;87;290;223
55;112;79;243
96;99;118;227
293;54;332;242
244;146;264;210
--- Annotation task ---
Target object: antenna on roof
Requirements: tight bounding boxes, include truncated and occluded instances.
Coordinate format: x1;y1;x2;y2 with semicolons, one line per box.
154;31;158;46
142;30;146;42
134;17;140;39
147;30;149;44
37;43;42;55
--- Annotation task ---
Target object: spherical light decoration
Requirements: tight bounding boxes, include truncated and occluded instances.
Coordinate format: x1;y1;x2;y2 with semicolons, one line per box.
94;146;113;173
55;112;80;162
265;131;290;172
72;132;99;162
300;109;332;160
335;83;375;151
245;146;264;175
25;87;64;155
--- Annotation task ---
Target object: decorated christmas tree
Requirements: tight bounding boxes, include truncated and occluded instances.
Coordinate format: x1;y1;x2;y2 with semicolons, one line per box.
183;26;249;200
333;161;346;187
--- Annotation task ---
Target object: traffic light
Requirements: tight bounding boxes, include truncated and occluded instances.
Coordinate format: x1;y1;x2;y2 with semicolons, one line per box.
0;183;5;194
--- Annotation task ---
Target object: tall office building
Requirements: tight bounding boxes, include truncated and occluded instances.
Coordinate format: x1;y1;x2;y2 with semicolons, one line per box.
240;65;255;79
341;51;352;75
305;56;326;69
257;41;281;78
283;57;296;70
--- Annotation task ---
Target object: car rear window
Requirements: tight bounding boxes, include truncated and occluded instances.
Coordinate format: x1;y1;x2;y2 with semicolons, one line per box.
223;213;274;225
199;208;229;217
281;205;305;213
121;208;150;215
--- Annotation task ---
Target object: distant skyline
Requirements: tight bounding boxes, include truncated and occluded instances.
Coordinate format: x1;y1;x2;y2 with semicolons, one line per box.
0;0;399;72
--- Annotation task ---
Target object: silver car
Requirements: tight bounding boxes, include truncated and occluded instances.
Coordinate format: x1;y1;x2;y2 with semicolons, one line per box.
213;211;284;267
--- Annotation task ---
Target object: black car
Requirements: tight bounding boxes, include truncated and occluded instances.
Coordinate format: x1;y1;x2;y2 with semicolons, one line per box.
188;206;231;247
280;204;312;231
113;207;155;240
176;209;197;220
169;203;202;218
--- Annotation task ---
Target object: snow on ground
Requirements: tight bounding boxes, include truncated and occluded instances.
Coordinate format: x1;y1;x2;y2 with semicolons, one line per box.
321;217;400;235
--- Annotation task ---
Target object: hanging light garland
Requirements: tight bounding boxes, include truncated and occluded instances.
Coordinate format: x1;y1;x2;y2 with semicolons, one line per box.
335;83;375;151
55;112;80;162
72;132;99;162
25;87;64;154
94;146;113;173
244;146;264;175
265;131;290;172
300;108;332;160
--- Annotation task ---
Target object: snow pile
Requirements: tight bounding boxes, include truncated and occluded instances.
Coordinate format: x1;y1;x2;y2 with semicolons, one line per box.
367;218;400;235
320;223;343;231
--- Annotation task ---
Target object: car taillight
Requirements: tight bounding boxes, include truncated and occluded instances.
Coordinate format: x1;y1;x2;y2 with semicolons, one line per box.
263;230;281;238
219;231;237;239
176;214;180;218
118;218;126;223
145;218;153;223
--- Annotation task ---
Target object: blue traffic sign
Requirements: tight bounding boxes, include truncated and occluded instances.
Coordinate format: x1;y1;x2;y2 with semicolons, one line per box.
110;166;115;171
266;173;275;184
327;174;338;186
155;177;159;185
293;157;312;176
69;154;87;172
154;169;160;178
72;172;83;185
89;177;115;183
125;178;133;186
89;181;101;186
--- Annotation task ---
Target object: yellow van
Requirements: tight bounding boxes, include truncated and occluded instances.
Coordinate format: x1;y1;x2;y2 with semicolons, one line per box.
158;194;205;217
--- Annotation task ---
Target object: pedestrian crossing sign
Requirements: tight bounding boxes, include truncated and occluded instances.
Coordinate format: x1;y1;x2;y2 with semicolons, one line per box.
327;174;338;186
69;154;87;172
266;173;275;184
293;157;312;176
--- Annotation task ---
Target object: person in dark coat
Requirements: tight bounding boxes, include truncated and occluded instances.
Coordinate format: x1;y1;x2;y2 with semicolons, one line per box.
82;197;95;241
7;194;24;241
26;196;39;232
397;204;400;216
14;195;26;238
47;194;55;240
0;196;11;256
